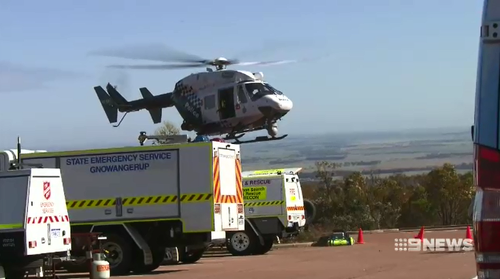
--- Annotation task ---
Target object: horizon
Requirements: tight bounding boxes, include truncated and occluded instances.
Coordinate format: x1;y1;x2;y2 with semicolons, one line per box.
1;125;472;152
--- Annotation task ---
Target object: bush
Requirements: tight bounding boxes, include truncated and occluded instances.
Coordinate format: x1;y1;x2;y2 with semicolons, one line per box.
285;163;474;243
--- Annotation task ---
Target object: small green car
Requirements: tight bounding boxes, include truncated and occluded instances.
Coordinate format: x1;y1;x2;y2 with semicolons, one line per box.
327;231;355;246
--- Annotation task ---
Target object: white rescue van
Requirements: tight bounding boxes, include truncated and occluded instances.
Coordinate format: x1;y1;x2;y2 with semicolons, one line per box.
226;168;307;256
0;168;71;279
0;141;245;275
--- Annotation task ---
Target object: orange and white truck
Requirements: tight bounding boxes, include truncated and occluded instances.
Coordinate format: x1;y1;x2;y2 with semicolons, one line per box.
0;141;244;275
225;168;308;256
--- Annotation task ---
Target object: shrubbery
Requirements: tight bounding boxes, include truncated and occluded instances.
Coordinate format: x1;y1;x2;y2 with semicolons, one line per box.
297;162;474;241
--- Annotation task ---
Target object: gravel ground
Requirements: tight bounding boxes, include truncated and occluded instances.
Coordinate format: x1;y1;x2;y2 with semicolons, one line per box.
57;229;477;279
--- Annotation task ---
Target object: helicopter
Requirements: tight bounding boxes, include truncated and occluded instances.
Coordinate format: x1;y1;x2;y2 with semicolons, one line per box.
91;45;296;144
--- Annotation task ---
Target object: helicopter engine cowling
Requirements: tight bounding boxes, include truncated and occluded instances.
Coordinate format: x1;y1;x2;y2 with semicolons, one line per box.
267;124;278;137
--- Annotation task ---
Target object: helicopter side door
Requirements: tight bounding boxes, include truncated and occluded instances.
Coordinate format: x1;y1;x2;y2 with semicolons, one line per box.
218;86;236;120
202;93;218;124
234;84;249;118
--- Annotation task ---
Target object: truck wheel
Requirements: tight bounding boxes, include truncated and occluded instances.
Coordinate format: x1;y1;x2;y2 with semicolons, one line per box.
253;237;274;255
101;233;133;275
226;231;256;256
132;245;165;274
179;248;205;264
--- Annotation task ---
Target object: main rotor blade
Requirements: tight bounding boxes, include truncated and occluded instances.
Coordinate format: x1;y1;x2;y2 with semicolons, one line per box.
89;44;207;64
107;63;205;70
235;60;297;66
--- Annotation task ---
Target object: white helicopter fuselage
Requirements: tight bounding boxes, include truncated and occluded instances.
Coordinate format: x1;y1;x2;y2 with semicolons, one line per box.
174;69;293;136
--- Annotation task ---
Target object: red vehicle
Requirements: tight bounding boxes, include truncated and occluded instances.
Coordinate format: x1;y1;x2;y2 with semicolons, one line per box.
472;1;500;278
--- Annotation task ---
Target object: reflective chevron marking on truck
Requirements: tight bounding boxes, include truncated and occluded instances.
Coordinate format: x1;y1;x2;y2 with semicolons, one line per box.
235;158;244;203
27;215;70;224
213;155;244;204
245;201;285;206
66;193;213;209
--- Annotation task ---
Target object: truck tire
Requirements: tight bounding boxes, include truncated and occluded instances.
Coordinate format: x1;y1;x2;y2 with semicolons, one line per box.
226;230;257;256
131;245;165;274
179;248;205;264
304;199;317;225
101;233;133;276
253;236;274;255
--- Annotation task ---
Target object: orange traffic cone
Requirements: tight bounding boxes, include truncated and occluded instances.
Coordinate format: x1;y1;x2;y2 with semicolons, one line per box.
414;226;425;241
356;228;364;244
465;225;473;241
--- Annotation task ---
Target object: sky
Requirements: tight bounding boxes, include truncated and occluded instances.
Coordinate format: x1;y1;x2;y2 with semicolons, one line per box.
0;0;483;150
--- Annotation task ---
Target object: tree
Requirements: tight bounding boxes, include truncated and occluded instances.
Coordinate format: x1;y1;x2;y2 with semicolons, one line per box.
301;162;474;234
312;161;341;226
420;163;472;225
154;121;180;136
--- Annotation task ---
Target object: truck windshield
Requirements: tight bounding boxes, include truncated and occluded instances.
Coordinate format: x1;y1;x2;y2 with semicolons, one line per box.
245;82;281;101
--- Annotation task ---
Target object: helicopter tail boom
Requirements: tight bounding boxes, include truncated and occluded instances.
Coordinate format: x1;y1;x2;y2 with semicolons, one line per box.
94;85;118;123
93;83;175;126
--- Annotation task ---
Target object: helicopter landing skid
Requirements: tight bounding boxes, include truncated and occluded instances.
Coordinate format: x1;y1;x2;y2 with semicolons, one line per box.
224;133;245;140
231;134;288;144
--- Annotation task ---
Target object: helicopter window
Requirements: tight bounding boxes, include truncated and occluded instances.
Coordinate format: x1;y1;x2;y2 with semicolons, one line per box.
245;82;274;101
204;95;216;110
264;83;284;95
237;86;248;103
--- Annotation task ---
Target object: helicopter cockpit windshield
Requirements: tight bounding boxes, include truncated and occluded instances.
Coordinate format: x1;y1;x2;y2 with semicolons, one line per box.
244;82;283;101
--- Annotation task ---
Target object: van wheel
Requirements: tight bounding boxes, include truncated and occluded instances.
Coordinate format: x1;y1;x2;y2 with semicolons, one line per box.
132;245;165;274
227;231;256;256
180;248;205;264
253;237;274;255
101;233;133;275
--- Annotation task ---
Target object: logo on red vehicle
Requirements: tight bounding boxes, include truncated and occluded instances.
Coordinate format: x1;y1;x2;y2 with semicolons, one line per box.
43;181;51;200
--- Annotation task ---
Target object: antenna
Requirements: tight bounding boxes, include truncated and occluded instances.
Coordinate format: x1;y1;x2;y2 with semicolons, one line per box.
16;136;21;170
11;136;44;170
